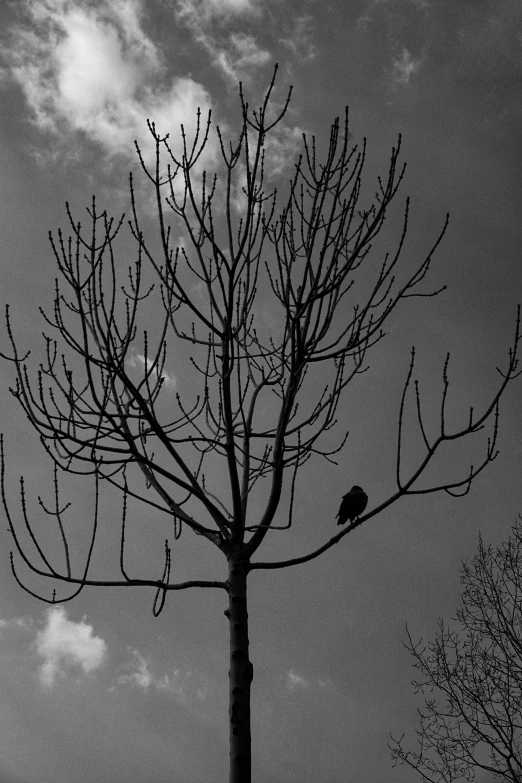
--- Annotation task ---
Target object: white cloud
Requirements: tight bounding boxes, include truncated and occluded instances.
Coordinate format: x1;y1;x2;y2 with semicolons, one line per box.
230;122;303;211
126;352;177;389
175;0;270;84
114;649;202;701
287;669;309;689
176;0;263;23
286;669;335;691
318;678;332;689
0;616;33;631
214;32;271;83
36;607;107;687
2;0;218;170
391;47;422;84
156;667;195;700
115;649;154;689
263;123;303;179
280;14;317;61
230;32;267;64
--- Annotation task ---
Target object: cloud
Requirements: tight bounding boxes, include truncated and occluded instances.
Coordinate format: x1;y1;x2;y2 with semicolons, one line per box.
126;352;177;389
318;678;332;689
215;32;271;82
114;649;204;701
286;669;335;691
0;616;33;632
175;0;270;84
287;669;309;689
1;0;217;169
1;0;300;185
391;47;423;84
176;0;263;23
115;649;154;689
35;607;107;687
279;14;317;61
230;121;303;212
355;0;428;87
263;123;303;179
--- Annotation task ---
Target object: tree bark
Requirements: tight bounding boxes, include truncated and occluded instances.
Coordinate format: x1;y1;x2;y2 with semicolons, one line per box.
226;553;252;783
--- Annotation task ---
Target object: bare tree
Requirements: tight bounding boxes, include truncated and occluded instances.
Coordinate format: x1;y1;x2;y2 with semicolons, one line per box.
390;516;522;783
2;68;520;783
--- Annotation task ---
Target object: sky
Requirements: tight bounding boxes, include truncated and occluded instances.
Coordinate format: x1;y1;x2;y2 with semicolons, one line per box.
0;0;521;781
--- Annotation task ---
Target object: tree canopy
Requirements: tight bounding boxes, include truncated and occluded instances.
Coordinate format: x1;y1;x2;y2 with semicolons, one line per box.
391;517;522;783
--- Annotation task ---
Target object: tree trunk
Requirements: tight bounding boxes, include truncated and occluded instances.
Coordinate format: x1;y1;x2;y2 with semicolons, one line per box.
226;553;253;783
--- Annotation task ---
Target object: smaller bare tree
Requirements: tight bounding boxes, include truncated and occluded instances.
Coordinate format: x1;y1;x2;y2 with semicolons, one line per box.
390;517;522;783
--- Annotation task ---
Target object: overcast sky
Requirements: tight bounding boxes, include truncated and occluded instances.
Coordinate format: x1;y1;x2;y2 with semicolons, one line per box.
0;1;521;781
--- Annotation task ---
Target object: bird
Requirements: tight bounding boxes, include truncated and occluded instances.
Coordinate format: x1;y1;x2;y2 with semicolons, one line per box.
336;486;368;525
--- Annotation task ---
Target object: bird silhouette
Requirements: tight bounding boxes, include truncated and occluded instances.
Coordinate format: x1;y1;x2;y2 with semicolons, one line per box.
336;486;368;525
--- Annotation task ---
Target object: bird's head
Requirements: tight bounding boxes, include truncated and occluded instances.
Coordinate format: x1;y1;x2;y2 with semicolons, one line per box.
351;485;363;492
